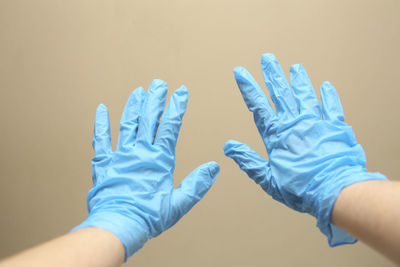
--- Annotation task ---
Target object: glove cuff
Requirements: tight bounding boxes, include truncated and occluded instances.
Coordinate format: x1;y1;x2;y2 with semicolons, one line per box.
71;211;149;261
314;171;388;246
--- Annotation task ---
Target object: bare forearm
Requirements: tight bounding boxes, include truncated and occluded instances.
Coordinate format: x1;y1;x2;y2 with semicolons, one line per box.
0;228;124;267
331;180;400;264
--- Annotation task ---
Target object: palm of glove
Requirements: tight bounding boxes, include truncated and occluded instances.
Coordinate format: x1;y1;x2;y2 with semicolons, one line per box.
262;115;365;213
89;145;177;238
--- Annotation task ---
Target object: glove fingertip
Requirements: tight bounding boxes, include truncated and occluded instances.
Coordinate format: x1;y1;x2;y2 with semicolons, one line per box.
223;139;243;155
94;104;111;136
151;78;167;87
234;67;256;84
132;86;146;98
261;53;277;66
233;66;246;74
207;161;220;178
223;140;233;155
123;87;145;115
172;86;189;103
147;79;168;95
321;80;333;88
290;63;303;74
96;104;109;121
97;103;107;110
176;85;189;94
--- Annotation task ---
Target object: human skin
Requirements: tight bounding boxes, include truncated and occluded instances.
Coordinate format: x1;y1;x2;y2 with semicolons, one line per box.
331;180;400;264
1;181;399;267
0;228;124;267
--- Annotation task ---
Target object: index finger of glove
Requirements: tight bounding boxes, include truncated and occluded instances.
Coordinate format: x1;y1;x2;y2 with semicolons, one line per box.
136;79;168;145
261;53;299;118
290;64;321;117
320;81;345;122
117;87;146;150
234;66;276;138
155;85;189;155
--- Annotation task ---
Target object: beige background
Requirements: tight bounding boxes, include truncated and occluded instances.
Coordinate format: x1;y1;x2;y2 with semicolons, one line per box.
0;0;399;266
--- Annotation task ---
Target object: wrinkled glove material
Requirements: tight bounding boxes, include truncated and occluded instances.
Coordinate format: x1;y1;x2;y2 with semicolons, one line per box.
224;54;387;246
72;80;219;261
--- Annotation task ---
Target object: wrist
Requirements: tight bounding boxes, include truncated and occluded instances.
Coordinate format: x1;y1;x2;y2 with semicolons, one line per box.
312;169;388;246
71;211;149;261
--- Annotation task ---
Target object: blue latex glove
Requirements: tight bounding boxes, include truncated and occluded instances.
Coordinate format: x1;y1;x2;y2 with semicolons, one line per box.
224;54;387;246
72;79;220;260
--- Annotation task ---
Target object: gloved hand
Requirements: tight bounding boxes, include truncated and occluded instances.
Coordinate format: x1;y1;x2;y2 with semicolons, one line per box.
72;79;220;261
224;54;387;246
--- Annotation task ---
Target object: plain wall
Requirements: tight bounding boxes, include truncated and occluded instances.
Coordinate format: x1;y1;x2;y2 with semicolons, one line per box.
0;0;399;266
